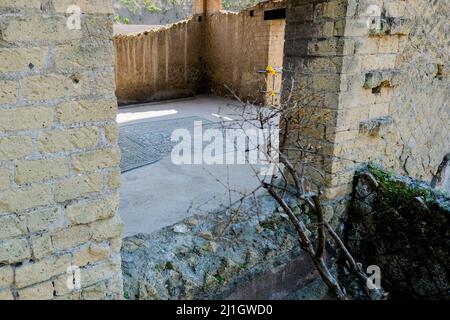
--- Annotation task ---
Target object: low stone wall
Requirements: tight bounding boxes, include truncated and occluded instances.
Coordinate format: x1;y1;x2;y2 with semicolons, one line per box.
121;195;328;300
346;165;450;299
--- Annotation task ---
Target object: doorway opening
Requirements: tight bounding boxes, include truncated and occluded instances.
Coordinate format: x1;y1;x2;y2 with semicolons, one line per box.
113;0;286;236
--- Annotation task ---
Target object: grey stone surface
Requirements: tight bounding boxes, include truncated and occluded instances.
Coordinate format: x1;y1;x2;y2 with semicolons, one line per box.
118;96;268;237
432;154;450;195
345;165;450;300
119;116;216;172
121;195;327;300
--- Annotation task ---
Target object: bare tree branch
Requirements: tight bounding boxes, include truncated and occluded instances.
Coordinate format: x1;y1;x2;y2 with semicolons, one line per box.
313;195;326;260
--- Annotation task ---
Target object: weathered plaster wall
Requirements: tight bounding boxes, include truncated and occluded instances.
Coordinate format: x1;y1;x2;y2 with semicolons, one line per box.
114;18;205;105
282;0;449;200
0;0;123;300
267;16;286;106
205;0;286;105
385;0;449;182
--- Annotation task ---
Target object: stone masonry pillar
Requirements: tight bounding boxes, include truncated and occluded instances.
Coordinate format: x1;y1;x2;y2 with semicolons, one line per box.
0;0;123;300
194;0;205;15
282;0;354;200
206;0;222;13
194;0;222;15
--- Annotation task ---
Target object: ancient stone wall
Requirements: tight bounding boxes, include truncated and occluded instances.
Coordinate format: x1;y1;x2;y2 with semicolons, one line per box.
282;0;350;199
114;0;286;106
347;166;450;299
332;0;449;196
122;194;322;300
1;0;448;301
205;0;286;105
0;0;123;300
114;18;205;105
282;0;449;200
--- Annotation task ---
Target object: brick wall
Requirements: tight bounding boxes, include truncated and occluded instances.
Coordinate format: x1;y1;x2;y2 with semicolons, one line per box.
0;0;123;300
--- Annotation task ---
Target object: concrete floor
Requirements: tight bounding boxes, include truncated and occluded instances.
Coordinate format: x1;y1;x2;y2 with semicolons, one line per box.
118;95;266;237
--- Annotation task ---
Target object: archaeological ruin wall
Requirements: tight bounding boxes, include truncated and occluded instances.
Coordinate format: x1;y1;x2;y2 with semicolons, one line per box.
204;0;286;105
0;0;448;301
282;0;449;200
114;18;205;105
0;0;123;300
114;0;286;106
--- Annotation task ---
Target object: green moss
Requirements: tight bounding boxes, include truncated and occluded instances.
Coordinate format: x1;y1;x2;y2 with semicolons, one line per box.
114;15;130;24
239;263;248;270
368;164;393;180
259;222;273;229
367;164;437;207
260;216;282;230
213;274;225;284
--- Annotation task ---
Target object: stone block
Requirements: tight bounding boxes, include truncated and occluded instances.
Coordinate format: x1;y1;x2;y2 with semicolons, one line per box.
15;158;69;185
55;173;103;203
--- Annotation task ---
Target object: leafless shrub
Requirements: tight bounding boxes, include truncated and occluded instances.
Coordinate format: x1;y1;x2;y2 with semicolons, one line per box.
202;74;388;300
